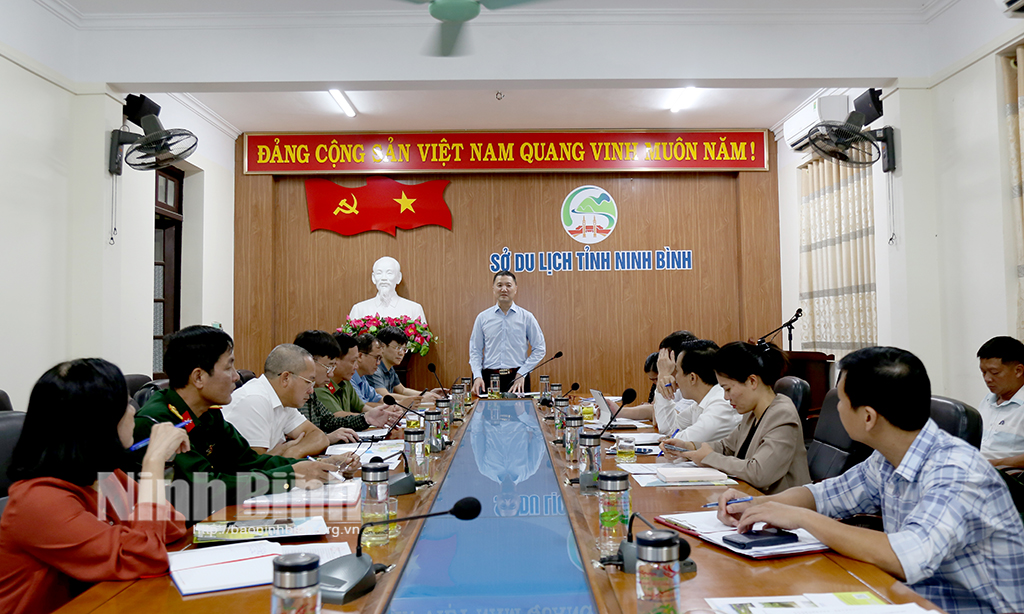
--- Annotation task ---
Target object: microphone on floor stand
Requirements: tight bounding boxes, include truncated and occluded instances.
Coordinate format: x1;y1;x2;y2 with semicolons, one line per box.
319;497;482;604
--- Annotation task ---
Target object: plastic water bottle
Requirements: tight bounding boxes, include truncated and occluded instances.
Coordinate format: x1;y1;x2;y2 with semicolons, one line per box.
360;462;390;546
597;470;630;556
635;530;683;614
404;428;430;481
271;553;320;614
564;415;583;467
578;430;602;495
554;397;568;443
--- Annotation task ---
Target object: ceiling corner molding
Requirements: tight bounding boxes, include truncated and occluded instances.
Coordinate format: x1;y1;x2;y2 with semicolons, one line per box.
921;0;962;24
166;93;242;140
33;0;84;29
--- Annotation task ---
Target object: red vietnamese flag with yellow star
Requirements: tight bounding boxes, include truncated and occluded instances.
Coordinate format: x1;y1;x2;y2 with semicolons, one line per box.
304;176;452;236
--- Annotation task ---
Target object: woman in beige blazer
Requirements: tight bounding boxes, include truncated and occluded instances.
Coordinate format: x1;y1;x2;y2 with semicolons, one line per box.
660;341;810;495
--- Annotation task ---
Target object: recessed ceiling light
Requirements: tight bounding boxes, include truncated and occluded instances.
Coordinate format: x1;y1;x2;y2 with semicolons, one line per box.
329;89;357;117
670;87;700;113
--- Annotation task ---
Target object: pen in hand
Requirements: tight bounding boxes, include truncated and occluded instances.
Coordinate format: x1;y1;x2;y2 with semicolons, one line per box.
701;496;753;508
128;419;192;451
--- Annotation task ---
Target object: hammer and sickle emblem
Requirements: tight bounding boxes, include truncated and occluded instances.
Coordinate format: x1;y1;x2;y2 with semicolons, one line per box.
333;194;359;215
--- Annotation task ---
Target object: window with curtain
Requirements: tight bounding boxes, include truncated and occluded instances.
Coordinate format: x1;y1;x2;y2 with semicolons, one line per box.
798;155;877;359
1000;48;1024;339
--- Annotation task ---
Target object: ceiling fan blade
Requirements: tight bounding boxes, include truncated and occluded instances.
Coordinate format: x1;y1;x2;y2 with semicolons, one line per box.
433;20;466;56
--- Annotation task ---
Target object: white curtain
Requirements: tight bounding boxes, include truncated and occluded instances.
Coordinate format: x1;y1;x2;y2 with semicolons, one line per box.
798;154;877;359
1001;48;1024;339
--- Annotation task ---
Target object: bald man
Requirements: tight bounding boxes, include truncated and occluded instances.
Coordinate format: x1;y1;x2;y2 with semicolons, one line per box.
222;343;330;458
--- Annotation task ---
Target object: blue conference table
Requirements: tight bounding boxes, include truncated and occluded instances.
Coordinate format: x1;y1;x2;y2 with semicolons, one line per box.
388;399;595;613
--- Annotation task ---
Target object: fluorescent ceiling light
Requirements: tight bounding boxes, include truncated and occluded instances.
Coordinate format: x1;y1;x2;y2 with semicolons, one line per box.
329;89;357;117
670;87;700;113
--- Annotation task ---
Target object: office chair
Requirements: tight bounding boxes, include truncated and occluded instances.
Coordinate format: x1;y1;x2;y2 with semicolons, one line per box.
0;389;12;412
806;388;872;483
236;369;257;388
774;375;812;443
0;411;26;499
124;374;153;400
929;396;983;449
133;379;170;408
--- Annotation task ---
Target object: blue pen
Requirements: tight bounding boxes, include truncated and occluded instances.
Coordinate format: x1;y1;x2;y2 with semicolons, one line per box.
701;496;753;508
128;419;192;451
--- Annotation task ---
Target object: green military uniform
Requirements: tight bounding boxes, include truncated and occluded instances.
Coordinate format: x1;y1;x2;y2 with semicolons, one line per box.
302;387;369;432
130;388;298;522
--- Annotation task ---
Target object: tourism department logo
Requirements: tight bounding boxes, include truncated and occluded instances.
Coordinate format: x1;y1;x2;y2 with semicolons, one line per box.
561;185;618;244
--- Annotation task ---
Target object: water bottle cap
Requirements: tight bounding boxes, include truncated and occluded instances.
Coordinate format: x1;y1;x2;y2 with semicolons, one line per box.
636;530;681;562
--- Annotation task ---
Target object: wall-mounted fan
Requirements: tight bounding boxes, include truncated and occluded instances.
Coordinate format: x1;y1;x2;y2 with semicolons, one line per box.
399;0;546;55
108;94;198;175
807;111;896;172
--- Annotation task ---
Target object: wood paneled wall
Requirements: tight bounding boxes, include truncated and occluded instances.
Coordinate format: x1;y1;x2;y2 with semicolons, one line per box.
233;136;781;395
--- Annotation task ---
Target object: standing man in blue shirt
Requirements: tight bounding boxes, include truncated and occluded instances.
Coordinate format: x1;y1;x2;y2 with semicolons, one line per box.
469;270;546;396
714;346;1024;614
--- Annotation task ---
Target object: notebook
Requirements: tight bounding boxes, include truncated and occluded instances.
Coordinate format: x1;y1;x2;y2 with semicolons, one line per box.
656;510;828;559
242;481;361;508
169;539;351;595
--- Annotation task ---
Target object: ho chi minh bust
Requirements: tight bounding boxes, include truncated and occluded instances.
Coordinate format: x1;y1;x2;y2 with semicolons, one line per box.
348;256;427;324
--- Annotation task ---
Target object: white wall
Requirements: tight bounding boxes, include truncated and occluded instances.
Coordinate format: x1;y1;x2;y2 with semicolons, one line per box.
776;47;1021;405
0;50;236;411
930;52;1015;404
0;52;74;412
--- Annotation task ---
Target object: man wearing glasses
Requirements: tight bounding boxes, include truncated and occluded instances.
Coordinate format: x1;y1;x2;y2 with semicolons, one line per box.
222;343;330;458
368;326;442;402
351;333;385;405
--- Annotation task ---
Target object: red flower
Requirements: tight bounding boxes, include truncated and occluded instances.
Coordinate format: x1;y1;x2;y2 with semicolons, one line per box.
405;325;416;337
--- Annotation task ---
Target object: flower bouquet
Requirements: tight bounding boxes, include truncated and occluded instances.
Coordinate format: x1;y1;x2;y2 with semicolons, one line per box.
337;314;436;356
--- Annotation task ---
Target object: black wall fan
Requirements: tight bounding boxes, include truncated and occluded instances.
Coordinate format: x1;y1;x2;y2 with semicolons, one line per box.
108;94;198;175
808;111;896;173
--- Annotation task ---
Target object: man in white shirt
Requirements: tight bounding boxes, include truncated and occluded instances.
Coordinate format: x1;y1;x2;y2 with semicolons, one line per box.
223;343;330;458
654;339;740;441
977;336;1024;467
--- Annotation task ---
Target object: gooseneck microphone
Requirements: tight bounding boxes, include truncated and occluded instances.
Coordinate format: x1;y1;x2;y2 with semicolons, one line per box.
319;497;482;604
596;388;639;439
507;351;563;391
369;448;426;496
426;363;449;397
546;382;581;410
363;395;426;443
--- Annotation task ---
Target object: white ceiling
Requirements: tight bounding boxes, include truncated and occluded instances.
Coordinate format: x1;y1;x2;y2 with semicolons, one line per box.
24;0;1007;134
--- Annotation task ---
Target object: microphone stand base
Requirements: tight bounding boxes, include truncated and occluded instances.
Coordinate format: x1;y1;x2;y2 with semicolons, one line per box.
320;552;377;604
389;473;417;496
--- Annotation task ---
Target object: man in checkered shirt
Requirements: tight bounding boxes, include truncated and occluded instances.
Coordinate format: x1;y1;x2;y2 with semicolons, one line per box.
714;346;1024;614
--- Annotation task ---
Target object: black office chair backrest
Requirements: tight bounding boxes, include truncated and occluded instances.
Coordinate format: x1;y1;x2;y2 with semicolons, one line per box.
124;374;153;400
930;396;983;449
133;379;170;409
806;388;872;482
774;376;811;419
236;370;257;388
0;389;12;412
0;411;27;498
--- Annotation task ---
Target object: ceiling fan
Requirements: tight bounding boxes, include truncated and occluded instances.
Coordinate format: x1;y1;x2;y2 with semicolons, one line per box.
399;0;547;56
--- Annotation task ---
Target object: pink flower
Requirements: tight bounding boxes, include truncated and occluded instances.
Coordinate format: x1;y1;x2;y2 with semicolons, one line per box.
415;335;425;344
405;325;416;337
